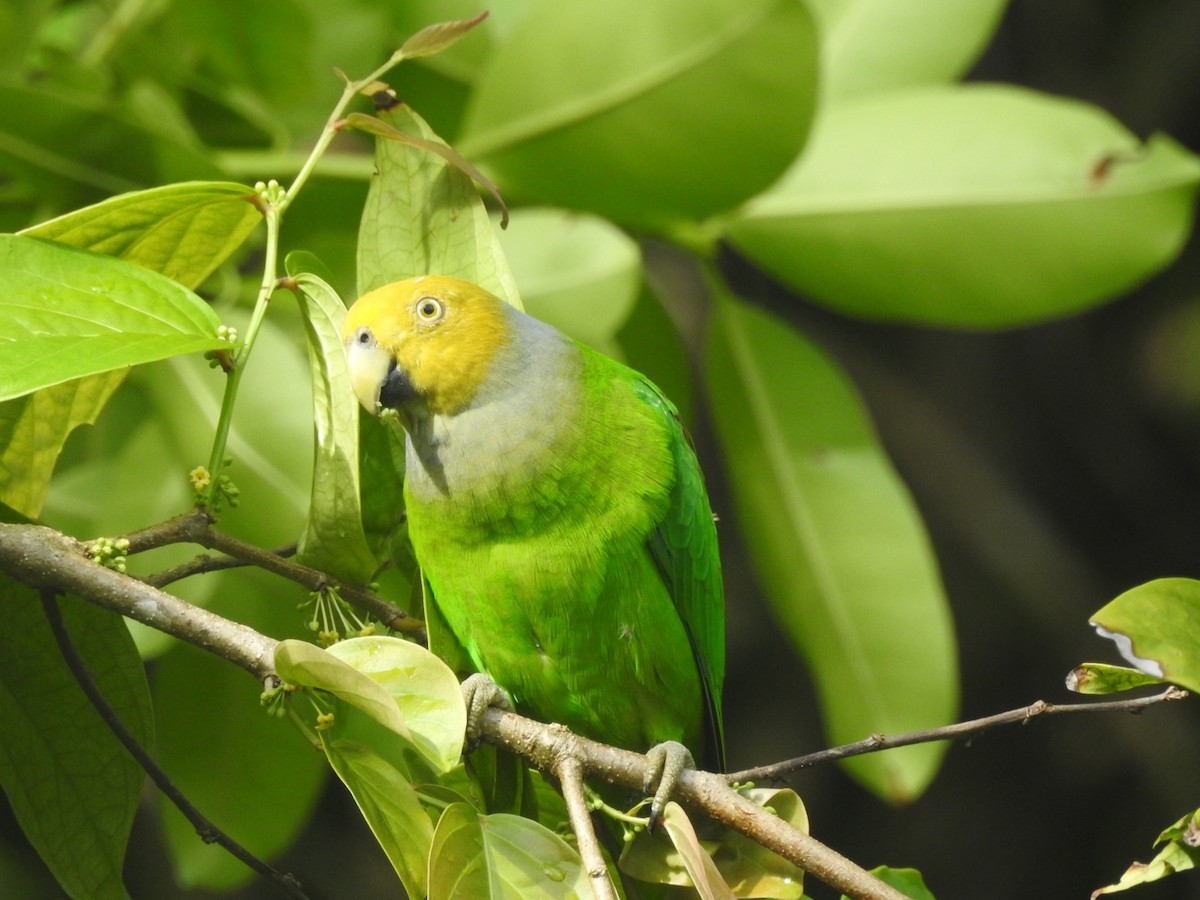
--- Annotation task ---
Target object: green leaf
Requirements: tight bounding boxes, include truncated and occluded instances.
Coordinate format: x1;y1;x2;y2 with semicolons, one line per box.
844;867;936;900
356;103;519;306
0;589;153;900
285;266;377;583
275;639;413;741
153;629;325;891
0;234;230;403
23;181;262;290
498;207;641;354
1088;577;1200;693
322;737;434;898
0;370;125;517
712;788;807;898
621;802;735;898
807;0;1006;100
705;294;957;802
428;803;590;899
398;11;490;61
325;635;466;774
459;0;817;228
0;182;261;516
1092;809;1200;897
726;85;1200;328
1065;662;1166;695
622;788;806;898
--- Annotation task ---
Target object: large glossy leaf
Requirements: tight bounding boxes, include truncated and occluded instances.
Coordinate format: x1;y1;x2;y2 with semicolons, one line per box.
807;0;1007;100
286;266;377;583
1088;578;1200;693
323;737;433;898
0;234;229;402
706;294;957;801
726;85;1200;328
428;803;590;899
326;635;466;774
0;589;152;900
0;181;261;517
356;103;519;306
459;0;817;229
497;207;641;355
24;181;262;289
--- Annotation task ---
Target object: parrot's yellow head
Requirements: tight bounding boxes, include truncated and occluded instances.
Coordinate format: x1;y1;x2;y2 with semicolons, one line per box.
341;275;512;418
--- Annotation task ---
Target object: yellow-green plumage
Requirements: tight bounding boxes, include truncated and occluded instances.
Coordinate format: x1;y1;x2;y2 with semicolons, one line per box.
342;276;724;769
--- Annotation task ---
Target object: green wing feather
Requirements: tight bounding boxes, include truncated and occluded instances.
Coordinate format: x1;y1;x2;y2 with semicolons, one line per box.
634;378;726;771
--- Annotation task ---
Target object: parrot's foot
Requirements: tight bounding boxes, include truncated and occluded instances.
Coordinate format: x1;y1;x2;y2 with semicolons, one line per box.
643;740;694;829
461;673;512;749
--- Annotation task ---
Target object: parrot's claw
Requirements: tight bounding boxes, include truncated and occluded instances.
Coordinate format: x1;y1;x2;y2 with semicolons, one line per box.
461;673;512;749
643;740;694;830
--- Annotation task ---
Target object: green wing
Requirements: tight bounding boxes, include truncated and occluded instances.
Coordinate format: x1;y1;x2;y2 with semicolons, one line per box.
634;378;727;771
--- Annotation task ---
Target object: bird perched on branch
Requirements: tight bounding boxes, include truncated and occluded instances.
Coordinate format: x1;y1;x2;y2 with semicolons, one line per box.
341;275;724;815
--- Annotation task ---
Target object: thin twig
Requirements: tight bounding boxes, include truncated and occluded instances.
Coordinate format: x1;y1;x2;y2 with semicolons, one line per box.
555;755;618;900
725;687;1190;784
105;509;420;635
38;591;308;900
145;551;255;587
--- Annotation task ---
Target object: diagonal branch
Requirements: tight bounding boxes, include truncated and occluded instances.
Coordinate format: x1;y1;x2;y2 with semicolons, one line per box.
725;687;1190;784
97;508;420;635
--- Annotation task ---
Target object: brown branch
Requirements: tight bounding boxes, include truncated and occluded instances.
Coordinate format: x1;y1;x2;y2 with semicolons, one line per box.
103;508;420;635
726;687;1190;784
38;591;308;900
1;523;277;680
554;754;618;900
476;707;908;900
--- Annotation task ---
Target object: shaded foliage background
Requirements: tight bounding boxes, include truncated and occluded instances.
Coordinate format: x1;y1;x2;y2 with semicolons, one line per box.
1;1;1198;898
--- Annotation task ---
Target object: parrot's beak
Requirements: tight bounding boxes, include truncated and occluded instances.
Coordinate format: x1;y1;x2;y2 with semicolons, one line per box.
344;326;392;415
344;325;420;415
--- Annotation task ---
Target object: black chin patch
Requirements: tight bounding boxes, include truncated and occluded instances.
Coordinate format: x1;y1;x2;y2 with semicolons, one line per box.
379;361;418;410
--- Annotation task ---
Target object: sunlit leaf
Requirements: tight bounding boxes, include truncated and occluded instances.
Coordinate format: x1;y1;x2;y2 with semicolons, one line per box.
1065;662;1166;695
727;85;1200;328
1088;577;1200;693
459;0;817;228
275;639;412;741
807;0;1006;100
325;635;465;773
285;264;377;583
0;234;229;403
356;103;518;306
621;802;735;898
428;803;590;899
706;294;957;801
845;866;936;900
1;181;261;516
1092;809;1200;897
0;590;152;900
23;181;262;290
398;11;490;61
323;737;433;898
713;788;807;898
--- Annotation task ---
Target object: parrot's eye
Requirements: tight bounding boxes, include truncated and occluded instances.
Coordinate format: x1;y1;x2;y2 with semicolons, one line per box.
354;326;372;345
415;296;446;324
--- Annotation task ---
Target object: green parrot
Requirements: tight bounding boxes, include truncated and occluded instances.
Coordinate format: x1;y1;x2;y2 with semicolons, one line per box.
341;275;724;808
